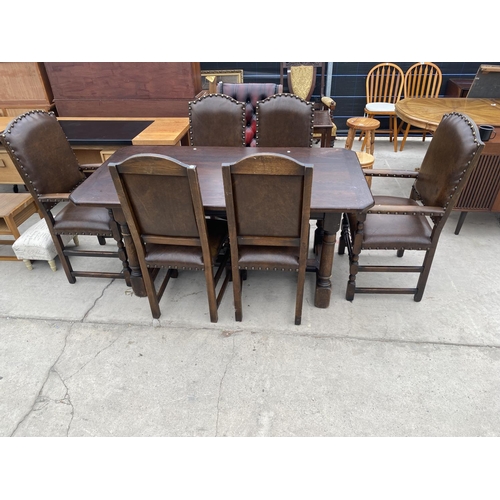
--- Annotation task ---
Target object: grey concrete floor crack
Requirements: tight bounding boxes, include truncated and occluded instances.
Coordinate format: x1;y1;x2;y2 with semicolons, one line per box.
215;336;236;437
81;280;114;322
64;335;121;381
10;323;75;437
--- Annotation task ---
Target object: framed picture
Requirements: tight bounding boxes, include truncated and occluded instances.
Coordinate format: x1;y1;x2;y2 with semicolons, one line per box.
201;69;244;92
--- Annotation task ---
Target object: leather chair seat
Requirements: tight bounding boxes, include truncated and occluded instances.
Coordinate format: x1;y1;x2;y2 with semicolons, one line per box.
145;219;228;269
53;204;113;235
355;196;433;249
237;245;300;270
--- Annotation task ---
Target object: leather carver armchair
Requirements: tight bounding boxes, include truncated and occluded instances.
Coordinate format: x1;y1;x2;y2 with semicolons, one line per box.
216;82;283;146
0;110;125;285
338;112;484;302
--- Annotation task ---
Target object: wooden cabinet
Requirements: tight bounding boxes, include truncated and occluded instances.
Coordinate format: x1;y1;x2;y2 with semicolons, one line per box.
0;150;23;184
44;62;203;117
444;78;473;97
0;63;53;117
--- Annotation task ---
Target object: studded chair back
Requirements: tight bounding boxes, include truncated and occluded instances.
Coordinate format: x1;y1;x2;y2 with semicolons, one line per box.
188;94;246;146
222;153;313;325
216;82;283;146
0;110;123;285
1;111;85;197
109;153;230;322
256;94;314;147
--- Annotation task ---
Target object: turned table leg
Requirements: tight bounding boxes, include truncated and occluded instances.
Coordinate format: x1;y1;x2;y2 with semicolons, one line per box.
111;207;147;297
314;212;341;308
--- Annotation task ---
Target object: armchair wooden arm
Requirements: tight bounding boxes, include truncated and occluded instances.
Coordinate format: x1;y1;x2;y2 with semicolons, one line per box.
367;204;445;216
38;193;71;202
363;169;420;178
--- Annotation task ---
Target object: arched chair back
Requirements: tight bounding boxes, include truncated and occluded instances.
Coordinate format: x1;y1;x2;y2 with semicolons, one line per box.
256;93;314;147
188;93;246;146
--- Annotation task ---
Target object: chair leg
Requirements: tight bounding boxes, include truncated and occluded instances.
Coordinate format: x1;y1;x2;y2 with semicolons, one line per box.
392;116;398;152
294;266;307;326
400;122;411;151
230;260;243;321
97;235;106;245
345;214;365;301
397;249;405;257
414;247;437;302
204;266;219;323
54;234;76;284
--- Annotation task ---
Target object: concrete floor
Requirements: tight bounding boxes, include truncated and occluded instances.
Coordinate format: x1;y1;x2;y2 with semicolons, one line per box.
1;136;499;437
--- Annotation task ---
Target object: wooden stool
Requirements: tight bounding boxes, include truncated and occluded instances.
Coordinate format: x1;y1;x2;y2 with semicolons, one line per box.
345;117;380;155
0;193;39;261
355;151;375;188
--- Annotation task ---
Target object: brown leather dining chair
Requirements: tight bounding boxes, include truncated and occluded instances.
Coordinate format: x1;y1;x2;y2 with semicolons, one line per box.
188;93;246;146
109;153;230;322
338;112;484;302
256;93;315;147
222;153;313;325
0;110;124;285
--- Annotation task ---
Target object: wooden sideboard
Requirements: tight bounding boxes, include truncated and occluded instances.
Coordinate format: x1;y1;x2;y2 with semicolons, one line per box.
43;63;203;117
454;127;500;233
444;78;473;98
0;116;189;185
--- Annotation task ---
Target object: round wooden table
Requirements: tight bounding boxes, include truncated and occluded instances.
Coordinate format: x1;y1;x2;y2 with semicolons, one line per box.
395;97;500;131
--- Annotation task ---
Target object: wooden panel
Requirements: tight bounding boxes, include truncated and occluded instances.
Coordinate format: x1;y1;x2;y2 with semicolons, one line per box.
0;63;53;116
53;98;198;118
0;63;53;102
455;127;500;212
44;63;202;117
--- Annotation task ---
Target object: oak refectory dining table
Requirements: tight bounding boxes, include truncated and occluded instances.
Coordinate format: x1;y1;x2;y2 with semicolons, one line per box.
69;146;374;308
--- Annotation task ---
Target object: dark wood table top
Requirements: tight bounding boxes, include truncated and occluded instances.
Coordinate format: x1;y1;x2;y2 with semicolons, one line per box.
70;146;374;214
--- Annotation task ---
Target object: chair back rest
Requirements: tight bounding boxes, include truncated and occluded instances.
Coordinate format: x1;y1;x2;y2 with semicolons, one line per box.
188;94;246;146
404;62;443;99
109;154;209;256
256;94;314;147
216;82;284;146
280;63;326;102
366;63;404;104
222;153;313;248
415;112;484;210
0;110;85;198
